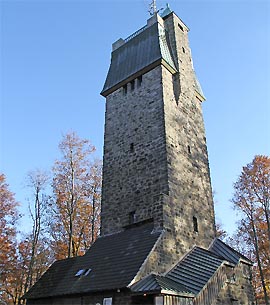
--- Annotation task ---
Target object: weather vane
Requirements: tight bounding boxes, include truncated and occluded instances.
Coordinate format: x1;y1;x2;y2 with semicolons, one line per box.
149;0;164;16
148;0;157;16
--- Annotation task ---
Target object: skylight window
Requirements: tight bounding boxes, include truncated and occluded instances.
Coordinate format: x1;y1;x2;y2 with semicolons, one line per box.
84;268;92;276
75;268;92;277
75;269;85;277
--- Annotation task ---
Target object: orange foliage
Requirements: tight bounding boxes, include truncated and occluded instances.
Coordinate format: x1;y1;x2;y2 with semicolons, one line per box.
50;132;102;259
232;155;270;304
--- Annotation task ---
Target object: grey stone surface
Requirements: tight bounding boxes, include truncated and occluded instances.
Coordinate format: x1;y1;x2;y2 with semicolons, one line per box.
101;12;216;268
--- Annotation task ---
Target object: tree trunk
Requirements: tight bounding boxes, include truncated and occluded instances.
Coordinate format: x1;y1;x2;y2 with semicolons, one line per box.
251;215;269;305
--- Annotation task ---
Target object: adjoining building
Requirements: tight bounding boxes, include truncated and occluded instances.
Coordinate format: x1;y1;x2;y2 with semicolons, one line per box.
24;5;255;305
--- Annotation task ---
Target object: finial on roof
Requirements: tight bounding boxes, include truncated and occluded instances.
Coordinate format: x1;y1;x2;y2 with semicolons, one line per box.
160;3;172;18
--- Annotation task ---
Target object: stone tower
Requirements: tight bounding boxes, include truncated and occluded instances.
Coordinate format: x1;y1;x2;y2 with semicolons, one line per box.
101;9;216;267
25;7;255;305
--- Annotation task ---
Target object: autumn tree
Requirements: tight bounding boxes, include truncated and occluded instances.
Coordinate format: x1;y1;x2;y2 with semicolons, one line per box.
215;222;227;240
23;170;52;295
232;155;270;304
0;174;19;304
50;132;102;259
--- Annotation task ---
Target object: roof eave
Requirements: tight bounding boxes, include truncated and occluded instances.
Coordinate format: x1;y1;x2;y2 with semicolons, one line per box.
160;289;195;298
101;59;177;98
130;289;195;298
101;60;161;97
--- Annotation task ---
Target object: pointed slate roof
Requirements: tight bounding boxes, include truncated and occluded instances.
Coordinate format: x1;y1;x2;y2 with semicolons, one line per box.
24;223;161;300
101;19;177;97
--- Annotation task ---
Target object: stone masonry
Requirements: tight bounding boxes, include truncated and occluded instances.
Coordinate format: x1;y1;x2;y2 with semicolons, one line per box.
101;12;216;271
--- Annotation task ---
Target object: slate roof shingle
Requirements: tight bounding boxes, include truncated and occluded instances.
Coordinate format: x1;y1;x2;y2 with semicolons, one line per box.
130;274;194;296
131;246;225;296
101;21;177;96
166;247;225;294
24;223;161;300
209;238;252;265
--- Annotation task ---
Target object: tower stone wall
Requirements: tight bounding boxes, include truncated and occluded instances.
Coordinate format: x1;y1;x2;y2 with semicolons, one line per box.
101;65;168;235
101;11;216;267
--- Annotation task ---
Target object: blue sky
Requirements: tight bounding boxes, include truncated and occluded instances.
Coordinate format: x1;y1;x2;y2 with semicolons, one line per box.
1;0;269;235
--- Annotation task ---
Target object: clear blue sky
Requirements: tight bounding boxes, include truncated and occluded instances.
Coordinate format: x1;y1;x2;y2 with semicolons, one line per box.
1;0;269;235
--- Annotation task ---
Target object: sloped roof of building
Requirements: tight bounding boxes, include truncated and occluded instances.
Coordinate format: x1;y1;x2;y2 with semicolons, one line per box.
101;20;177;96
209;238;252;265
166;247;225;295
24;222;161;300
131;239;252;297
131;274;194;297
131;246;225;296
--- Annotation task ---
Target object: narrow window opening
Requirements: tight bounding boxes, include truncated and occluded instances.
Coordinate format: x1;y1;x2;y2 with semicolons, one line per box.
182;47;185;53
130;143;134;152
123;84;127;95
193;216;198;232
130;79;135;91
178;23;184;32
188;145;191;154
137;75;142;87
129;211;136;224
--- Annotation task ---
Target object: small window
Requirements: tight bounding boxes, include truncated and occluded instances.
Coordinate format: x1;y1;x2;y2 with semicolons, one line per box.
84;268;92;276
123;84;127;95
130;80;135;91
178;23;184;32
137;75;142;87
130;143;134;152
182;47;185;53
129;211;136;224
193;216;198;232
188;145;191;154
75;269;85;277
103;298;112;305
75;268;92;277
